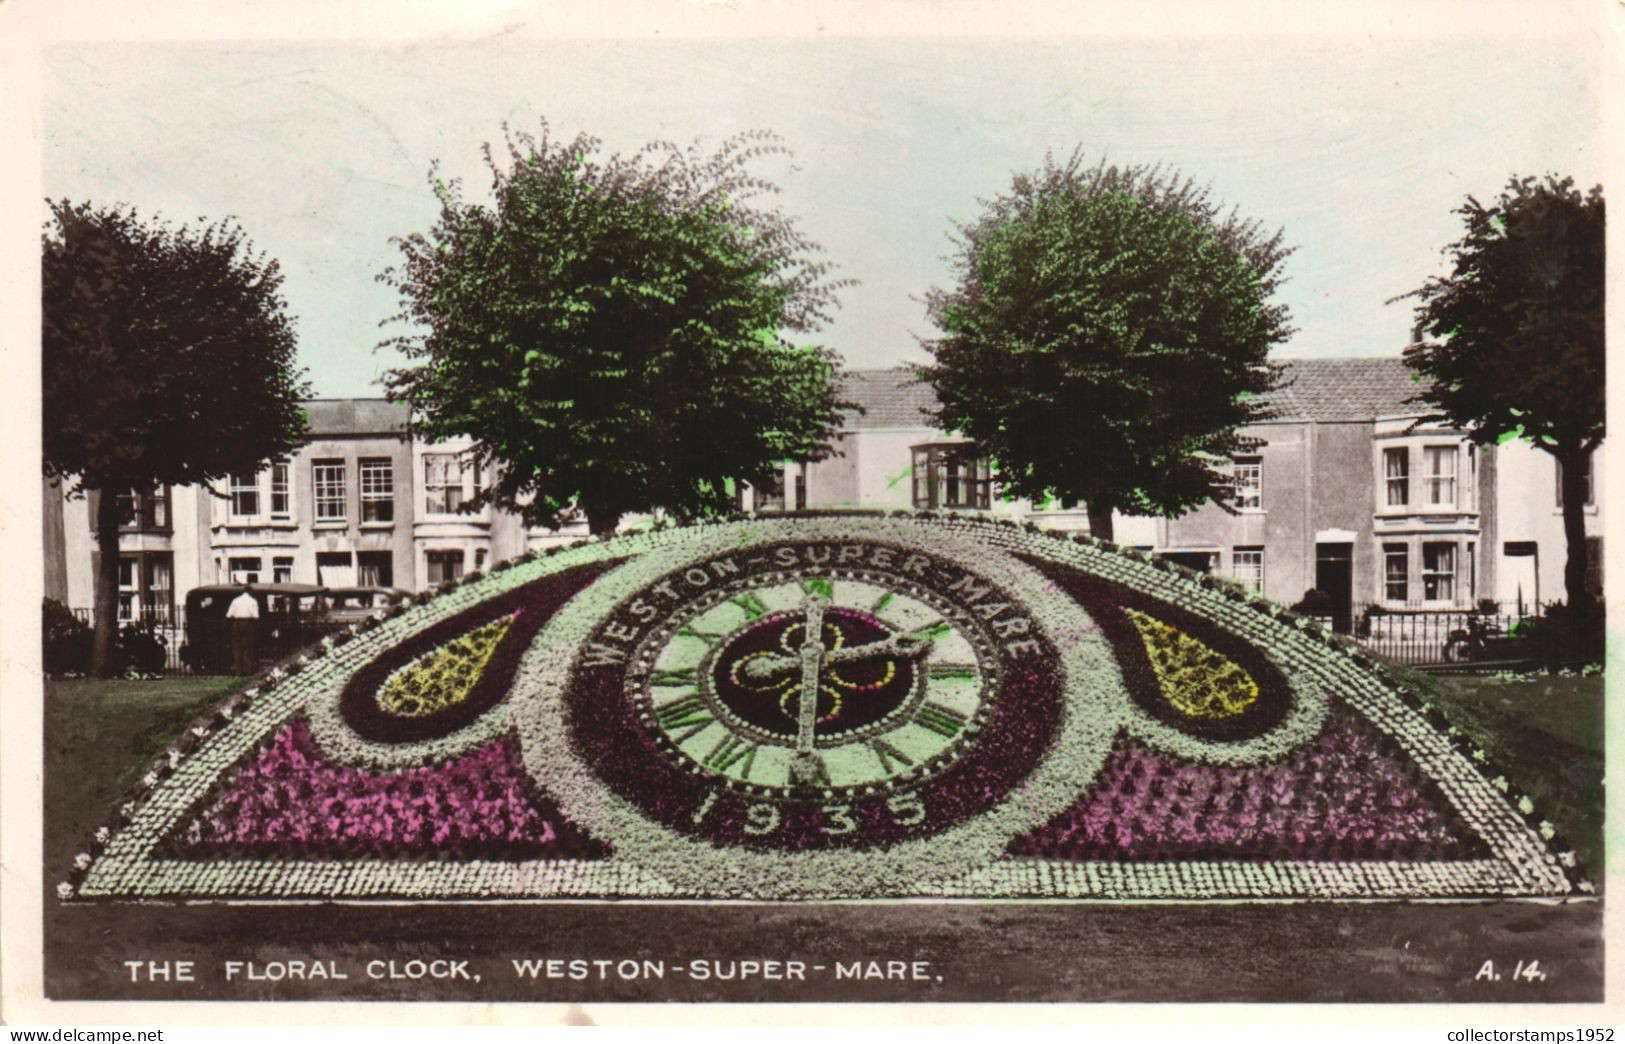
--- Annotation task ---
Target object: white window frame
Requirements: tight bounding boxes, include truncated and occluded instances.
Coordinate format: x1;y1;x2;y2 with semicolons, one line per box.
269;459;291;521
229;471;262;520
1233;456;1262;511
313;460;347;524
1231;547;1264;592
1383;543;1409;604
1383;447;1409;508
425;548;465;587
1422;541;1456;605
117;556;138;622
910;444;992;510
227;556;262;585
423;453;483;516
272;556;294;584
1423;445;1457;507
360;458;395;524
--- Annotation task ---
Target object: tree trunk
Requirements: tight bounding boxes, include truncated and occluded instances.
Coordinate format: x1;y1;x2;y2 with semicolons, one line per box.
91;488;122;678
1086;503;1114;544
585;506;621;537
1555;446;1596;615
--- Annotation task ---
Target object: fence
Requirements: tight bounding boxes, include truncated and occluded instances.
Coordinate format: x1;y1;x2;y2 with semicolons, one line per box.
1346;603;1538;668
69;605;337;675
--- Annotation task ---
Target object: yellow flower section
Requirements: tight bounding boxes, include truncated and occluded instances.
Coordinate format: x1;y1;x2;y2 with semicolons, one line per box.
1125;609;1259;719
377;616;515;719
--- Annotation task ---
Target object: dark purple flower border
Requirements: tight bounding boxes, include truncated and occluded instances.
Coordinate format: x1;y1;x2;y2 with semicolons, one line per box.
161;722;610;862
338;562;616;744
1023;556;1296;744
1007;703;1491;862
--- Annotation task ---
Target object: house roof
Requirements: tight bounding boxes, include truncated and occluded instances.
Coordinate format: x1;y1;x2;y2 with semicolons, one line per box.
1256;357;1422;422
837;368;937;430
301;399;410;437
834;357;1423;430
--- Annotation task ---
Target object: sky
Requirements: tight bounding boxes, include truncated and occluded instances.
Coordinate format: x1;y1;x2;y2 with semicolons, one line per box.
37;9;1611;398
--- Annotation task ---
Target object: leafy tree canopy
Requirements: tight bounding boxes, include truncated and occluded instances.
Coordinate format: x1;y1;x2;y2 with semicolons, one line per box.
923;152;1294;537
43;199;310;676
381;123;851;533
1399;175;1604;455
1398;174;1604;613
43;200;311;494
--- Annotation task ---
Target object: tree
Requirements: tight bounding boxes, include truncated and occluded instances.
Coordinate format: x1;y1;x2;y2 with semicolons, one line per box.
43;201;309;676
381;123;850;536
923;152;1294;542
1398;176;1604;613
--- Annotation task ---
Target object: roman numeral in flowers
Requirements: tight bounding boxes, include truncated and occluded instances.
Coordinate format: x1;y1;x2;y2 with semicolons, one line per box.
677;624;726;648
653;696;714;743
702;733;756;777
729;592;769;619
914;701;968;738
649;666;698;686
869;737;914;774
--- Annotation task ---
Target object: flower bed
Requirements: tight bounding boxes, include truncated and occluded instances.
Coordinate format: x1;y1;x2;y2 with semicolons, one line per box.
65;514;1579;902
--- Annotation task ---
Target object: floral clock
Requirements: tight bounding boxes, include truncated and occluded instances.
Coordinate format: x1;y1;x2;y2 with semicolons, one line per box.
66;516;1580;902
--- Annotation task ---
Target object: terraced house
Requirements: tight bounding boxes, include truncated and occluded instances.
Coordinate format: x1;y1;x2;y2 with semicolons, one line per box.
48;358;1600;638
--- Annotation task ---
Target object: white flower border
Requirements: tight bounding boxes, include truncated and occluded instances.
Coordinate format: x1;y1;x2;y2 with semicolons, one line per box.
69;515;1574;901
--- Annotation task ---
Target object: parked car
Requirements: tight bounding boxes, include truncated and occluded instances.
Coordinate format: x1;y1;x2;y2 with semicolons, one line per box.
322;586;409;627
179;583;328;673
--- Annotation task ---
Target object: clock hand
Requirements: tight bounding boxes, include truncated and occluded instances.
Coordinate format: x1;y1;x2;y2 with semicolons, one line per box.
738;631;932;683
794;594;827;756
789;594;829;787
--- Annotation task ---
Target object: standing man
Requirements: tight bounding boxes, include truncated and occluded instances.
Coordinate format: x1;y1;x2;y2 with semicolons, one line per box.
226;585;260;675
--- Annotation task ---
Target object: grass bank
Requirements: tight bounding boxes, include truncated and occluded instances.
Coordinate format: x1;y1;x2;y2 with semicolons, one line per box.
44;675;247;877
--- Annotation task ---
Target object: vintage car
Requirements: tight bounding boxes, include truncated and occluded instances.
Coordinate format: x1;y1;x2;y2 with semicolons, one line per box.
178;583;329;674
321;586;410;626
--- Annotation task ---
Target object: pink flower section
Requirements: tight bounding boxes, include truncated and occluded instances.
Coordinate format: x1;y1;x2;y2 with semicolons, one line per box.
173;721;606;860
1009;713;1484;862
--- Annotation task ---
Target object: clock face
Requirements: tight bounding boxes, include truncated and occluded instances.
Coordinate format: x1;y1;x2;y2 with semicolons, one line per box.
631;568;995;798
552;538;1070;854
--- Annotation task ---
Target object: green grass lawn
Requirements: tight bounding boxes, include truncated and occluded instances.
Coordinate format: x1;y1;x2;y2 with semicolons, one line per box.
1407;670;1605;880
42;669;1606;889
44;675;247;878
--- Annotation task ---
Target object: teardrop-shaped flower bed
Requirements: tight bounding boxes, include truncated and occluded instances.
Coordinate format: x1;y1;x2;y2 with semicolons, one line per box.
1126;608;1259;720
377;616;515;719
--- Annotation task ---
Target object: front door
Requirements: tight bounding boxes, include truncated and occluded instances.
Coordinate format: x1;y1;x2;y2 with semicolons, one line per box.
1315;542;1354;634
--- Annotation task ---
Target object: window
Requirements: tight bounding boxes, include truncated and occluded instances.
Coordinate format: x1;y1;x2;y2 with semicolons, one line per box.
230;472;261;519
270;460;291;520
474;548;488;573
1557;452;1595;508
117;556;137;622
1422;542;1455;603
227;556;262;584
1383;448;1409;507
360;458;395;523
426;549;464;586
424;453;482;514
1231;547;1264;592
911;445;991;510
357;551;393;588
750;471;787;512
1384;544;1408;603
116;487;170;531
313;460;347;523
316;551;355;587
1423;446;1456;507
1232;456;1262;510
272;556;294;584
